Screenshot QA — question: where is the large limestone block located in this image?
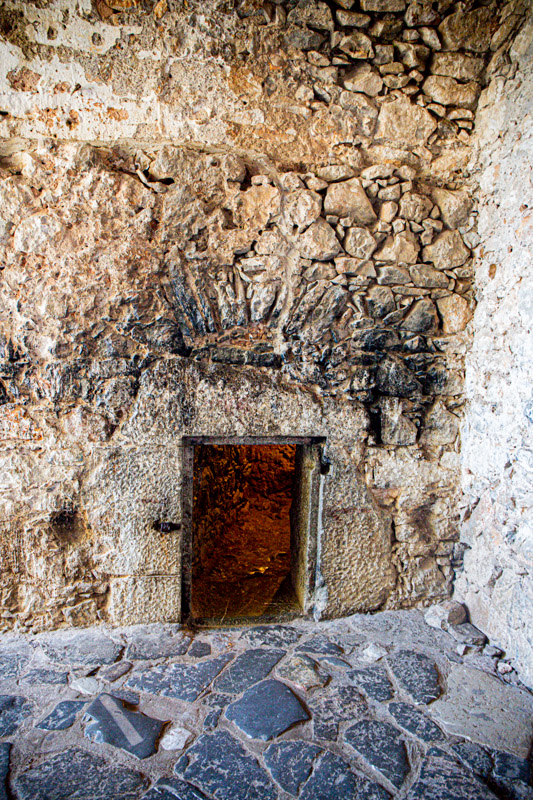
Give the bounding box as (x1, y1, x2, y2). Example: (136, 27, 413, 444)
(438, 7, 493, 53)
(107, 576, 182, 626)
(376, 95, 437, 147)
(431, 188, 472, 229)
(422, 76, 480, 110)
(436, 294, 472, 333)
(324, 178, 376, 223)
(422, 230, 469, 270)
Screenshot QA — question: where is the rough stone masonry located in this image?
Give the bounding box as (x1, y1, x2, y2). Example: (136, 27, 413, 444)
(0, 0, 531, 684)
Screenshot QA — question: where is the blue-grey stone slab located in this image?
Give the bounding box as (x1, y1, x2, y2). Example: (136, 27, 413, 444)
(226, 679, 309, 740)
(127, 654, 234, 701)
(241, 626, 300, 648)
(213, 649, 284, 694)
(310, 686, 367, 741)
(452, 741, 493, 779)
(125, 631, 191, 660)
(388, 702, 446, 742)
(99, 660, 132, 682)
(203, 708, 222, 731)
(110, 688, 140, 705)
(317, 655, 350, 669)
(36, 629, 122, 666)
(188, 642, 212, 659)
(142, 777, 208, 799)
(387, 650, 441, 704)
(296, 636, 344, 655)
(492, 750, 531, 783)
(345, 718, 410, 789)
(21, 668, 69, 685)
(37, 700, 86, 731)
(300, 750, 390, 800)
(0, 742, 10, 800)
(0, 695, 31, 736)
(349, 665, 394, 701)
(178, 730, 277, 800)
(0, 643, 31, 680)
(263, 740, 322, 795)
(13, 747, 148, 800)
(405, 752, 499, 800)
(84, 693, 165, 759)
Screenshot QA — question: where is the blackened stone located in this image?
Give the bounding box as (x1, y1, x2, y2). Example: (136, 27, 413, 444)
(188, 642, 212, 659)
(387, 650, 441, 704)
(388, 702, 446, 742)
(37, 700, 86, 731)
(296, 636, 344, 655)
(203, 708, 222, 731)
(142, 777, 208, 799)
(213, 649, 284, 694)
(310, 686, 367, 741)
(0, 742, 10, 800)
(21, 668, 69, 685)
(497, 780, 533, 800)
(241, 626, 300, 648)
(263, 740, 322, 795)
(178, 731, 277, 800)
(405, 752, 499, 800)
(0, 695, 31, 736)
(84, 693, 165, 759)
(125, 630, 191, 660)
(0, 644, 31, 679)
(452, 741, 493, 779)
(345, 718, 410, 789)
(349, 665, 394, 702)
(13, 747, 148, 800)
(36, 629, 122, 666)
(376, 357, 422, 398)
(127, 654, 234, 701)
(226, 679, 309, 740)
(300, 750, 390, 800)
(492, 751, 531, 783)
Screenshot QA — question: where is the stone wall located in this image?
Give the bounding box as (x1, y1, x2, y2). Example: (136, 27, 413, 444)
(455, 10, 533, 689)
(0, 0, 527, 632)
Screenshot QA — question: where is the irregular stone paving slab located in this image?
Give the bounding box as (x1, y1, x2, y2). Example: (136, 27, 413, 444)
(348, 665, 394, 701)
(241, 626, 300, 648)
(300, 750, 390, 800)
(226, 679, 310, 740)
(452, 741, 493, 779)
(125, 629, 191, 660)
(276, 654, 328, 690)
(84, 693, 165, 759)
(213, 649, 284, 694)
(492, 750, 531, 783)
(263, 740, 322, 795)
(178, 730, 277, 800)
(428, 663, 533, 757)
(127, 654, 234, 701)
(21, 668, 69, 685)
(345, 718, 410, 789)
(309, 685, 367, 740)
(142, 777, 208, 799)
(111, 688, 141, 705)
(296, 636, 344, 655)
(0, 645, 31, 680)
(37, 700, 86, 731)
(0, 696, 31, 736)
(99, 661, 132, 682)
(405, 751, 499, 800)
(188, 642, 212, 658)
(387, 650, 441, 704)
(13, 747, 148, 800)
(317, 655, 351, 669)
(0, 742, 10, 800)
(388, 702, 446, 742)
(36, 629, 122, 666)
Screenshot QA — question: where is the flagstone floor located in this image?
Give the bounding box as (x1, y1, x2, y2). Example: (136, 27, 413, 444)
(0, 610, 532, 800)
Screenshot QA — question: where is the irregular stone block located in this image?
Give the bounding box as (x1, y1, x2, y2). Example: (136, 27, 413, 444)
(376, 95, 436, 146)
(14, 748, 148, 800)
(348, 665, 393, 701)
(226, 679, 310, 740)
(438, 7, 493, 52)
(142, 777, 208, 799)
(300, 750, 390, 800)
(296, 636, 344, 655)
(345, 718, 410, 789)
(298, 219, 342, 261)
(84, 693, 166, 759)
(406, 752, 498, 799)
(240, 628, 298, 650)
(310, 686, 367, 740)
(125, 629, 191, 660)
(0, 696, 31, 736)
(37, 700, 87, 731)
(127, 653, 234, 701)
(276, 654, 327, 690)
(263, 740, 322, 795)
(213, 649, 284, 694)
(422, 230, 469, 271)
(21, 668, 69, 685)
(0, 644, 31, 680)
(431, 187, 472, 229)
(387, 650, 441, 704)
(188, 642, 212, 659)
(36, 629, 122, 666)
(388, 702, 446, 742)
(452, 741, 493, 779)
(178, 731, 277, 800)
(324, 179, 376, 223)
(159, 725, 194, 752)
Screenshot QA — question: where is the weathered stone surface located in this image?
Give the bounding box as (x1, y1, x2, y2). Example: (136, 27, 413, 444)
(348, 665, 393, 701)
(343, 64, 383, 97)
(406, 752, 499, 800)
(367, 286, 396, 319)
(401, 299, 438, 333)
(284, 190, 323, 232)
(226, 679, 309, 740)
(300, 750, 390, 800)
(241, 626, 300, 648)
(263, 740, 322, 795)
(14, 748, 148, 800)
(324, 179, 376, 223)
(84, 693, 165, 759)
(410, 265, 449, 289)
(431, 188, 472, 230)
(127, 654, 234, 701)
(375, 232, 420, 265)
(213, 649, 284, 694)
(21, 668, 69, 685)
(428, 664, 533, 757)
(346, 718, 410, 788)
(159, 725, 194, 752)
(422, 231, 470, 270)
(298, 219, 342, 261)
(436, 294, 472, 333)
(438, 7, 493, 53)
(424, 601, 467, 630)
(376, 95, 437, 146)
(338, 32, 374, 60)
(142, 777, 208, 800)
(36, 630, 122, 666)
(452, 741, 493, 779)
(178, 731, 277, 800)
(297, 636, 344, 655)
(399, 193, 433, 224)
(0, 645, 31, 680)
(37, 701, 86, 731)
(276, 654, 327, 690)
(0, 743, 10, 800)
(423, 77, 480, 110)
(124, 628, 191, 660)
(310, 686, 367, 740)
(344, 227, 377, 259)
(0, 696, 31, 736)
(431, 53, 485, 82)
(388, 702, 446, 742)
(360, 0, 405, 10)
(387, 650, 441, 704)
(188, 642, 212, 659)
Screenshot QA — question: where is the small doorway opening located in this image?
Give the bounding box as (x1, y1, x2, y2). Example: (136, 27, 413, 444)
(181, 437, 324, 625)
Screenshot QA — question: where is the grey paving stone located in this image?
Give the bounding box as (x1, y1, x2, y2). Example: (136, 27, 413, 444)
(388, 702, 446, 742)
(84, 693, 165, 759)
(110, 688, 141, 705)
(317, 655, 351, 669)
(241, 626, 300, 648)
(99, 661, 132, 682)
(37, 700, 87, 730)
(21, 668, 69, 685)
(127, 654, 234, 701)
(142, 777, 208, 799)
(492, 750, 531, 783)
(300, 750, 390, 800)
(405, 752, 499, 800)
(12, 747, 148, 800)
(36, 629, 122, 666)
(263, 740, 322, 795)
(0, 645, 31, 680)
(296, 636, 344, 655)
(226, 679, 310, 740)
(178, 730, 277, 800)
(0, 695, 31, 736)
(387, 650, 441, 704)
(0, 742, 10, 800)
(188, 642, 212, 659)
(125, 630, 191, 660)
(348, 665, 394, 701)
(213, 649, 284, 694)
(452, 741, 493, 779)
(203, 708, 222, 730)
(345, 718, 410, 789)
(309, 685, 367, 741)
